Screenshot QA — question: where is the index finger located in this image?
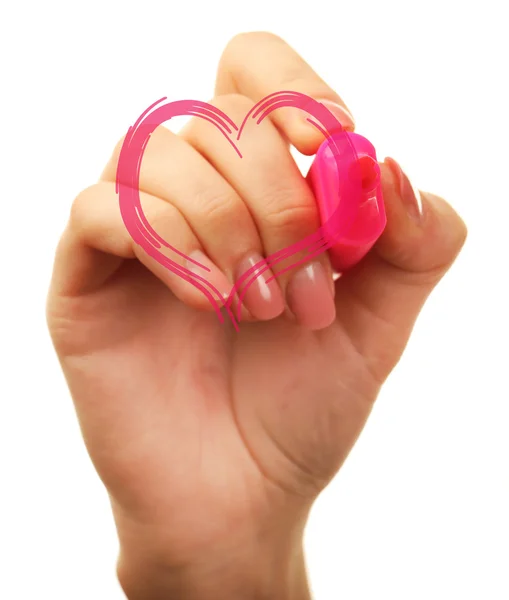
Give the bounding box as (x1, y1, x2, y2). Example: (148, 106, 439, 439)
(215, 31, 355, 154)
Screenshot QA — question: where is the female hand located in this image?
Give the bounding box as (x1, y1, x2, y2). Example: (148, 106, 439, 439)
(46, 32, 467, 600)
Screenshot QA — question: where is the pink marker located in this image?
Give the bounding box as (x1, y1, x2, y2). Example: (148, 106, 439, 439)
(307, 132, 386, 272)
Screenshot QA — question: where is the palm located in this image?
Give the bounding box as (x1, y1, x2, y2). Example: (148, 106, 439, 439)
(53, 258, 383, 551)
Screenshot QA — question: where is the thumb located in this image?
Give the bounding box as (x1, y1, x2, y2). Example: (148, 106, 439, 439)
(334, 157, 468, 383)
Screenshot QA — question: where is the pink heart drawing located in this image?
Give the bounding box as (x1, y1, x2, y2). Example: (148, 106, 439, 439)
(116, 91, 362, 330)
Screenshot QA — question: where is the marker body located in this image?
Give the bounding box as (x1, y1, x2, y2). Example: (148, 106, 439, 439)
(307, 132, 386, 272)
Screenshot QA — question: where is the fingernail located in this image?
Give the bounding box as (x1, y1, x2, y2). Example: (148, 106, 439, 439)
(286, 261, 336, 330)
(235, 253, 285, 320)
(384, 157, 423, 223)
(186, 250, 232, 301)
(315, 99, 355, 132)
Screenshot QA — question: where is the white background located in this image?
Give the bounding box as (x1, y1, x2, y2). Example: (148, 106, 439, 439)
(1, 0, 508, 598)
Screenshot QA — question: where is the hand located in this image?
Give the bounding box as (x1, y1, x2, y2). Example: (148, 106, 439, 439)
(46, 32, 467, 600)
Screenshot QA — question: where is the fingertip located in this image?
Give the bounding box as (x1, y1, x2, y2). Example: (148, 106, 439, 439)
(376, 159, 468, 275)
(420, 191, 468, 261)
(286, 110, 356, 156)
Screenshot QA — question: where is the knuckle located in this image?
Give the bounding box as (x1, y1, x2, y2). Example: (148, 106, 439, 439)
(146, 125, 176, 148)
(262, 188, 317, 235)
(195, 188, 241, 224)
(69, 184, 101, 232)
(278, 72, 312, 91)
(223, 31, 282, 57)
(101, 135, 127, 177)
(223, 32, 248, 57)
(210, 93, 254, 115)
(111, 127, 175, 164)
(111, 135, 127, 162)
(146, 203, 181, 238)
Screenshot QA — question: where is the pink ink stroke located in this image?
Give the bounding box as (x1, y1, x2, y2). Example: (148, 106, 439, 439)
(116, 91, 360, 331)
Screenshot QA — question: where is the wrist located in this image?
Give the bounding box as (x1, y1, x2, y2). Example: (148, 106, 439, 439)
(117, 526, 311, 600)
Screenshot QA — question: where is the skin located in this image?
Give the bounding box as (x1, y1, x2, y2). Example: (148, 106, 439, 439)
(46, 32, 467, 600)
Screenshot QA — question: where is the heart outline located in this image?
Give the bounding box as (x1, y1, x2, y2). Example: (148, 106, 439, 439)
(116, 91, 361, 330)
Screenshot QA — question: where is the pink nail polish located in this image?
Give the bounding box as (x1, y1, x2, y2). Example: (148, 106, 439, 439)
(185, 250, 232, 301)
(315, 99, 355, 132)
(235, 253, 285, 320)
(286, 261, 336, 330)
(384, 157, 423, 222)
